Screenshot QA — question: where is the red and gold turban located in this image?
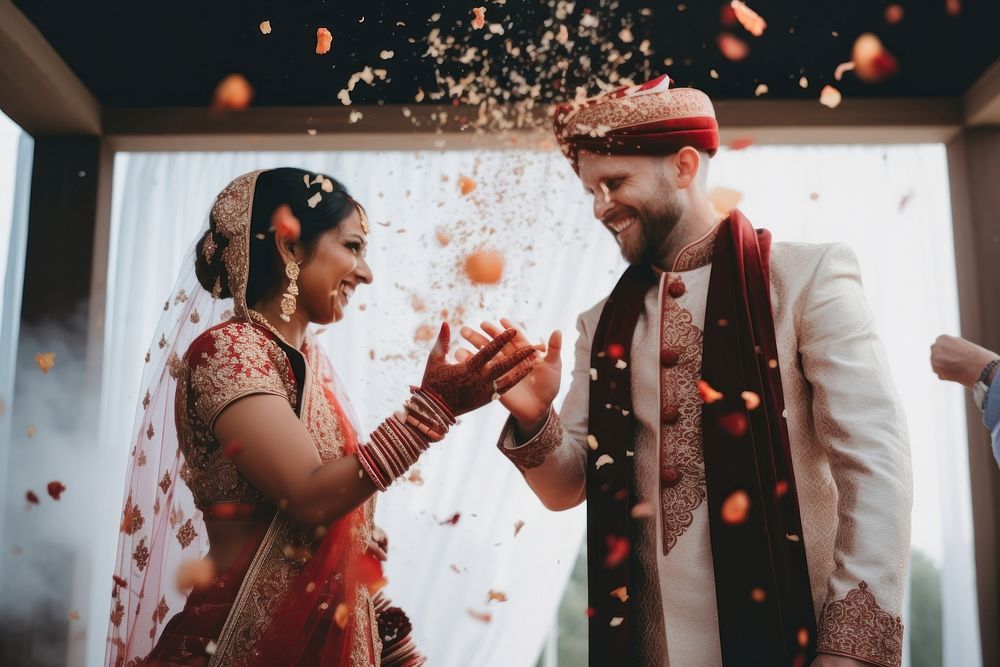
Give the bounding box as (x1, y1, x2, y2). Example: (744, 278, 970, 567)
(553, 74, 719, 172)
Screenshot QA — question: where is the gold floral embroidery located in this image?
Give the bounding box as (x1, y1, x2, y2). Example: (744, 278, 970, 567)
(159, 334, 167, 349)
(146, 423, 155, 440)
(673, 224, 720, 273)
(174, 289, 188, 305)
(817, 581, 903, 667)
(153, 595, 170, 624)
(190, 311, 201, 324)
(659, 281, 706, 554)
(120, 494, 144, 535)
(159, 472, 172, 494)
(169, 503, 184, 530)
(176, 519, 197, 549)
(142, 391, 151, 410)
(211, 170, 262, 319)
(110, 598, 125, 627)
(497, 410, 563, 471)
(132, 537, 150, 571)
(137, 450, 147, 467)
(167, 353, 185, 380)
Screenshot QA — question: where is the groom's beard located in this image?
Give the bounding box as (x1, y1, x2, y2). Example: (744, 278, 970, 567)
(621, 194, 684, 266)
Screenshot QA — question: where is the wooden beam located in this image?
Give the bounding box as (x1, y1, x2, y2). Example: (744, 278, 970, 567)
(0, 0, 100, 135)
(102, 97, 962, 152)
(964, 58, 1000, 127)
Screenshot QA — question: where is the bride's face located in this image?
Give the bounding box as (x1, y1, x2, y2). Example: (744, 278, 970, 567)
(298, 209, 372, 324)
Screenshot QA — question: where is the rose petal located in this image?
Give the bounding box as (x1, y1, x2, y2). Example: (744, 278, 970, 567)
(610, 586, 629, 602)
(514, 520, 525, 537)
(211, 74, 254, 111)
(717, 33, 750, 61)
(259, 20, 272, 35)
(595, 454, 614, 469)
(487, 589, 508, 604)
(721, 490, 751, 524)
(741, 391, 761, 410)
(316, 28, 333, 55)
(697, 379, 724, 404)
(467, 608, 492, 623)
(35, 352, 56, 374)
(819, 85, 842, 109)
(730, 1, 767, 37)
(471, 7, 487, 30)
(47, 481, 66, 501)
(271, 204, 301, 242)
(464, 250, 504, 284)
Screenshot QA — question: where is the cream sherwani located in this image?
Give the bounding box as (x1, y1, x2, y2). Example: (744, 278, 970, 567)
(498, 226, 912, 667)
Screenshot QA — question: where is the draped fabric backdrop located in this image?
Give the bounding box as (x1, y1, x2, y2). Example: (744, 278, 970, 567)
(87, 144, 977, 667)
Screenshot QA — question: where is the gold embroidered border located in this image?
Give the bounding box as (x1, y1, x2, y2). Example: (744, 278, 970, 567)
(816, 581, 903, 667)
(497, 410, 563, 471)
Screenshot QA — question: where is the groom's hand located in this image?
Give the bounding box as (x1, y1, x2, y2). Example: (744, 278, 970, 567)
(458, 318, 562, 440)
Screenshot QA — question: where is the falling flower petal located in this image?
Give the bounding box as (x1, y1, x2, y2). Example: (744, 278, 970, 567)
(595, 454, 614, 469)
(786, 533, 801, 542)
(26, 426, 37, 438)
(604, 534, 629, 568)
(587, 434, 599, 450)
(35, 352, 56, 374)
(775, 480, 789, 498)
(26, 491, 39, 505)
(751, 587, 767, 602)
(458, 175, 477, 195)
(717, 33, 749, 61)
(514, 520, 525, 537)
(414, 324, 435, 343)
(719, 412, 748, 437)
(606, 343, 625, 360)
(487, 590, 508, 604)
(380, 50, 395, 60)
(467, 608, 492, 623)
(68, 610, 80, 621)
(610, 617, 624, 627)
(834, 61, 856, 81)
(307, 192, 322, 209)
(610, 586, 629, 602)
(852, 33, 899, 83)
(631, 501, 654, 518)
(464, 250, 504, 284)
(946, 0, 961, 17)
(316, 28, 333, 55)
(618, 28, 634, 43)
(697, 380, 724, 404)
(730, 1, 767, 37)
(884, 5, 904, 24)
(797, 628, 810, 647)
(449, 563, 461, 573)
(741, 391, 761, 410)
(272, 204, 301, 242)
(259, 20, 271, 35)
(707, 187, 743, 216)
(438, 512, 461, 526)
(176, 557, 216, 592)
(406, 469, 425, 485)
(728, 137, 754, 151)
(222, 440, 243, 459)
(334, 603, 350, 628)
(754, 83, 769, 96)
(799, 76, 809, 89)
(614, 359, 627, 370)
(471, 7, 487, 30)
(211, 74, 254, 111)
(819, 85, 842, 109)
(721, 490, 751, 524)
(47, 481, 66, 501)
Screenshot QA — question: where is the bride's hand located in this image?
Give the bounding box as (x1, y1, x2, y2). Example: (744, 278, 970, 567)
(420, 323, 538, 417)
(459, 318, 561, 437)
(367, 526, 388, 561)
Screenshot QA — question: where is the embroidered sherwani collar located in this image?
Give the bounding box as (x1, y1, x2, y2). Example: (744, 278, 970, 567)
(650, 222, 723, 278)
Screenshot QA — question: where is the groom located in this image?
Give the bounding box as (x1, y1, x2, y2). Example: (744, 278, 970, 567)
(461, 75, 911, 667)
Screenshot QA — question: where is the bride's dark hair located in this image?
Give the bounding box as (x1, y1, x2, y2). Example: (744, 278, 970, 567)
(195, 167, 364, 306)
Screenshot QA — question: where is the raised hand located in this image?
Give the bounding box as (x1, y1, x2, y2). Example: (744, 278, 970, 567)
(420, 322, 538, 417)
(459, 318, 561, 438)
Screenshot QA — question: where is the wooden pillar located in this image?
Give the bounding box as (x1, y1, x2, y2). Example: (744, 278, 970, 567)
(946, 128, 1000, 667)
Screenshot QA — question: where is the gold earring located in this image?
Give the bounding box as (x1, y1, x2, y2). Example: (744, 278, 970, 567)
(280, 261, 300, 322)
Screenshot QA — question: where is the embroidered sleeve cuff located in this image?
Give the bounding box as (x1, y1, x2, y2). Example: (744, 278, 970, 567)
(496, 409, 563, 472)
(816, 581, 903, 667)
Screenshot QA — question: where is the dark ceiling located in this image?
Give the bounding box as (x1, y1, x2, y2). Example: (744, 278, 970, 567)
(13, 0, 1000, 110)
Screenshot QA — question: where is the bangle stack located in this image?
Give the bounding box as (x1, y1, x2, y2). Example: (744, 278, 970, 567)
(357, 387, 457, 491)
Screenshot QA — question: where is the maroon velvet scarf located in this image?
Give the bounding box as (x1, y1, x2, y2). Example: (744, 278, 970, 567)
(587, 212, 816, 666)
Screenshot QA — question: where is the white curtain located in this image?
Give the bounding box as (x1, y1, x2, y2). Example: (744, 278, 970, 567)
(91, 144, 978, 667)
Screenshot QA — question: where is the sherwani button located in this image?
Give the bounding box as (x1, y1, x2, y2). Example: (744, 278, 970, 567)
(668, 279, 686, 298)
(662, 466, 682, 486)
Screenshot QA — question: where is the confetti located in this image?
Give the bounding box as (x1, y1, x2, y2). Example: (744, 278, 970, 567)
(487, 590, 508, 604)
(706, 187, 743, 215)
(631, 501, 654, 518)
(514, 520, 525, 537)
(379, 50, 395, 60)
(259, 20, 271, 35)
(798, 76, 809, 89)
(271, 204, 301, 242)
(26, 491, 39, 505)
(697, 380, 724, 404)
(618, 28, 634, 43)
(614, 359, 627, 370)
(851, 33, 899, 83)
(604, 535, 629, 568)
(819, 85, 842, 109)
(205, 640, 218, 655)
(471, 7, 487, 30)
(468, 608, 493, 623)
(730, 1, 767, 37)
(176, 557, 216, 591)
(464, 250, 504, 284)
(307, 192, 322, 209)
(211, 74, 253, 111)
(349, 110, 364, 124)
(316, 28, 333, 55)
(438, 512, 461, 526)
(754, 83, 769, 96)
(717, 34, 749, 61)
(458, 175, 477, 195)
(740, 391, 761, 410)
(595, 454, 614, 469)
(610, 586, 629, 602)
(834, 61, 856, 81)
(786, 533, 801, 542)
(586, 434, 599, 450)
(35, 352, 55, 373)
(47, 481, 66, 501)
(721, 490, 751, 524)
(610, 617, 624, 627)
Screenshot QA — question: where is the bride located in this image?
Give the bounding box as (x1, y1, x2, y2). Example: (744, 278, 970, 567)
(106, 168, 537, 666)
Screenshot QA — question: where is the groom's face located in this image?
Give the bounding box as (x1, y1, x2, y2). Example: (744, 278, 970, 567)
(577, 150, 683, 265)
